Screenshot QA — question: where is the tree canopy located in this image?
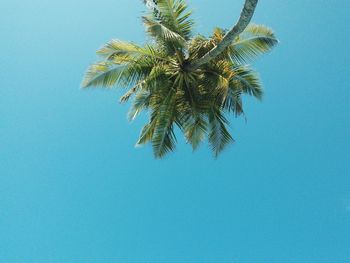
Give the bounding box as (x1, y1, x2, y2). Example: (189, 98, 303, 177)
(82, 0, 278, 158)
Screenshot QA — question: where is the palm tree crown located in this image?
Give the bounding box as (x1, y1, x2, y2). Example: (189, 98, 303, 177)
(82, 0, 278, 158)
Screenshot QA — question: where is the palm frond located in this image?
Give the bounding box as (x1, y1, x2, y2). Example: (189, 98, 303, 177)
(97, 40, 168, 62)
(137, 115, 157, 145)
(223, 87, 244, 116)
(82, 54, 159, 89)
(208, 109, 234, 157)
(142, 16, 186, 48)
(183, 114, 208, 150)
(154, 0, 194, 40)
(231, 66, 263, 99)
(150, 90, 177, 158)
(128, 90, 151, 120)
(81, 62, 127, 88)
(229, 24, 278, 64)
(120, 84, 140, 103)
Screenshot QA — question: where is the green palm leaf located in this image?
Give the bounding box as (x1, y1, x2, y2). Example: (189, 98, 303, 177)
(208, 109, 234, 157)
(183, 113, 208, 150)
(97, 40, 167, 62)
(230, 24, 278, 64)
(231, 65, 263, 99)
(137, 116, 157, 145)
(142, 16, 186, 48)
(81, 62, 127, 88)
(129, 90, 151, 121)
(150, 90, 177, 158)
(154, 0, 194, 40)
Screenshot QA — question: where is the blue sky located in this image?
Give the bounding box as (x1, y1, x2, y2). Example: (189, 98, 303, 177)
(1, 0, 350, 262)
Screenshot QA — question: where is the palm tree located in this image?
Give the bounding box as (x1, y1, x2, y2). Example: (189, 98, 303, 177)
(82, 0, 278, 158)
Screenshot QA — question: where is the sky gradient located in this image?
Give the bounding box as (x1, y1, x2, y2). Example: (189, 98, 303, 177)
(1, 0, 350, 262)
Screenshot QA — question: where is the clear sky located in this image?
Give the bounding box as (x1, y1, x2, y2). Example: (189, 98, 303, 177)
(1, 0, 350, 262)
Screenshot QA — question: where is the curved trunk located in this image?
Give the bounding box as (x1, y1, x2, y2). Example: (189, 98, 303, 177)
(143, 0, 259, 70)
(188, 0, 258, 70)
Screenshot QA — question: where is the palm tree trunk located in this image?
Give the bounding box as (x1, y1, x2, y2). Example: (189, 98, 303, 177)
(187, 0, 258, 70)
